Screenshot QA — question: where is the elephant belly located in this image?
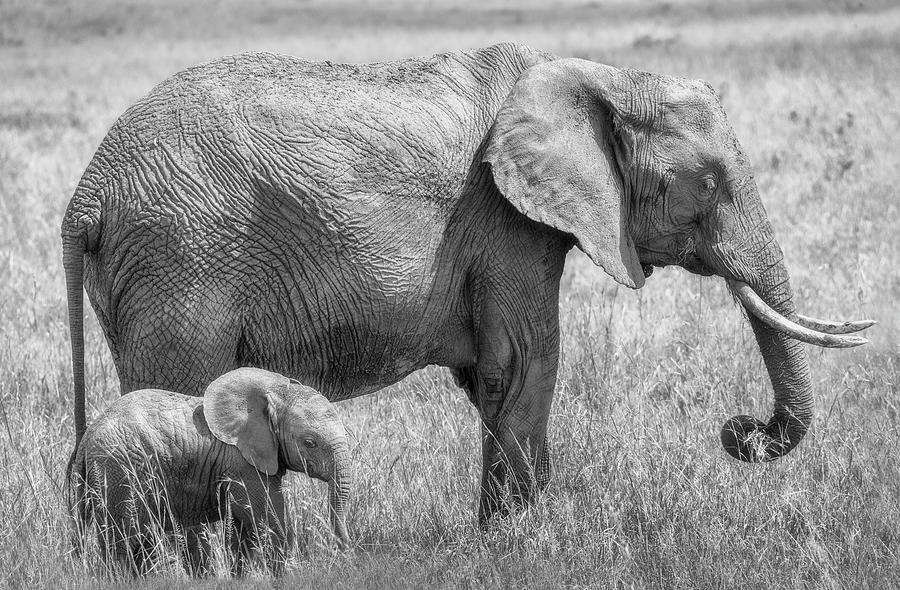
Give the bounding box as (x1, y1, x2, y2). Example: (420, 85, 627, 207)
(233, 189, 479, 399)
(244, 292, 476, 401)
(91, 191, 479, 398)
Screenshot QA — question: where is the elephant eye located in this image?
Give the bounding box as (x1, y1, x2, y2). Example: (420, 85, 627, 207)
(302, 438, 317, 449)
(699, 175, 717, 199)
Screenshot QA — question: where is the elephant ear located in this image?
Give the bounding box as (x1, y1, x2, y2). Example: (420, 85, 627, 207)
(484, 58, 645, 288)
(203, 367, 286, 476)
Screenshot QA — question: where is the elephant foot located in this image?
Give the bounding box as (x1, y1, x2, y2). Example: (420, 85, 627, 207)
(477, 456, 549, 526)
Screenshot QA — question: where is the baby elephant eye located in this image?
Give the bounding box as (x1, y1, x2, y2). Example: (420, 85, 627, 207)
(303, 438, 318, 449)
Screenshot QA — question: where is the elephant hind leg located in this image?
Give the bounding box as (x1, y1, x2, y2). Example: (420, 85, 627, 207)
(93, 518, 143, 576)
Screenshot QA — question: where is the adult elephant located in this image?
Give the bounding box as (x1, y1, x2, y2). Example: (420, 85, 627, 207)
(62, 43, 872, 522)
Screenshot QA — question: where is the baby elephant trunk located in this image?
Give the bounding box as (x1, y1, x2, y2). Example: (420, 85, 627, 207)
(328, 440, 352, 549)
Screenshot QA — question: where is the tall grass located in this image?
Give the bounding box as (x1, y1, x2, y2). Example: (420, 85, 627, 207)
(0, 0, 898, 587)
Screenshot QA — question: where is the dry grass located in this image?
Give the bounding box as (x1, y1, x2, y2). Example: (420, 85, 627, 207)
(0, 0, 898, 587)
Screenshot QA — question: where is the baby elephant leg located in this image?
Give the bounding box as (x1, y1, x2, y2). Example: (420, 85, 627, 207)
(182, 524, 212, 577)
(87, 493, 143, 576)
(221, 477, 290, 576)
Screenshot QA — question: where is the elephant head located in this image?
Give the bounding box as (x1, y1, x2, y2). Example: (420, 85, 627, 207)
(203, 367, 352, 547)
(485, 58, 873, 462)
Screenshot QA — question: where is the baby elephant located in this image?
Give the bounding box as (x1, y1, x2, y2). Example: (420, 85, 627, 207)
(70, 367, 351, 575)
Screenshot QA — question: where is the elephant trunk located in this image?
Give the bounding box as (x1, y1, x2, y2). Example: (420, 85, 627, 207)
(709, 170, 873, 461)
(327, 441, 352, 549)
(720, 235, 814, 462)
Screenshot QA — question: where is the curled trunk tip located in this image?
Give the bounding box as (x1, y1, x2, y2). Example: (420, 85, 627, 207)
(720, 413, 807, 462)
(721, 272, 815, 463)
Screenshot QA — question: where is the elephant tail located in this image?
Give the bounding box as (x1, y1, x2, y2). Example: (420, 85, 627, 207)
(63, 234, 87, 455)
(62, 193, 95, 555)
(66, 436, 89, 556)
(61, 188, 101, 455)
(62, 176, 104, 556)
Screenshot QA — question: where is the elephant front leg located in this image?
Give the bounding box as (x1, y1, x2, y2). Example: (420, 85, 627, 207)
(456, 315, 559, 524)
(481, 379, 556, 523)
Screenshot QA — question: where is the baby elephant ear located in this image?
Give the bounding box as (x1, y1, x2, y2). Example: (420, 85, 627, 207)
(203, 367, 285, 476)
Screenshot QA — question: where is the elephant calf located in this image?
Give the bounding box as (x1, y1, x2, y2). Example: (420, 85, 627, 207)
(69, 367, 351, 575)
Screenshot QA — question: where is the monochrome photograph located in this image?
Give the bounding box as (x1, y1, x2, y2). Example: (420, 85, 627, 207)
(0, 0, 897, 586)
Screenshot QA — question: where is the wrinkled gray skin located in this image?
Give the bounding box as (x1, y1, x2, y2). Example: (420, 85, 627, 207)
(71, 368, 351, 575)
(63, 43, 855, 522)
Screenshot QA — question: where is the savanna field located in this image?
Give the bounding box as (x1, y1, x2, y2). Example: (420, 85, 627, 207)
(1, 0, 899, 587)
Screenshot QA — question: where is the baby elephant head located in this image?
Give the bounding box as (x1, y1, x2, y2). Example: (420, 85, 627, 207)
(202, 367, 352, 548)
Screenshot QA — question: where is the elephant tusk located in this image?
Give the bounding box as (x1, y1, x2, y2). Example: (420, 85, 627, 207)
(795, 314, 876, 335)
(727, 280, 869, 348)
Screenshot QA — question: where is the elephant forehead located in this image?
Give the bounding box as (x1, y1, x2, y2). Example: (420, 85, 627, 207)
(660, 100, 720, 137)
(642, 74, 716, 123)
(292, 395, 339, 424)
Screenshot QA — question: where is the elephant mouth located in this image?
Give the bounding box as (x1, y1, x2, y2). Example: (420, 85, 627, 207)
(636, 238, 715, 277)
(283, 449, 327, 481)
(300, 461, 326, 481)
(636, 251, 715, 277)
(680, 259, 716, 277)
